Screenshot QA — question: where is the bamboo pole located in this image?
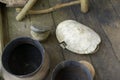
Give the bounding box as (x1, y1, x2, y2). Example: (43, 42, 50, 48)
(80, 0, 89, 13)
(16, 0, 37, 21)
(16, 0, 81, 15)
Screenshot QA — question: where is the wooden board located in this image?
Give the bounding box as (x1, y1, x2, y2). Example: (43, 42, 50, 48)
(70, 0, 120, 80)
(0, 0, 120, 80)
(0, 7, 3, 54)
(110, 0, 120, 16)
(7, 8, 30, 39)
(0, 6, 3, 76)
(0, 5, 10, 53)
(91, 0, 120, 61)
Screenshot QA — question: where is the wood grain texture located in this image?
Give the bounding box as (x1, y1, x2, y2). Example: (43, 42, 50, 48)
(91, 0, 120, 61)
(7, 8, 31, 40)
(0, 6, 3, 76)
(0, 8, 3, 54)
(110, 0, 120, 17)
(1, 0, 120, 80)
(0, 5, 10, 54)
(93, 0, 120, 61)
(71, 0, 120, 80)
(0, 5, 9, 78)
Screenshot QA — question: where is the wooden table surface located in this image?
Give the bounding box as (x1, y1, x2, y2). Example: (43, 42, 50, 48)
(0, 0, 120, 80)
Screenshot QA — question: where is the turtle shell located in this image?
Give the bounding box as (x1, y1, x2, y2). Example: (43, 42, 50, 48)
(56, 20, 101, 54)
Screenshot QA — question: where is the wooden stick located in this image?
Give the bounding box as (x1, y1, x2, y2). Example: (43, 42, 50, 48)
(16, 0, 81, 15)
(16, 0, 37, 21)
(80, 0, 89, 13)
(0, 8, 3, 76)
(0, 8, 4, 54)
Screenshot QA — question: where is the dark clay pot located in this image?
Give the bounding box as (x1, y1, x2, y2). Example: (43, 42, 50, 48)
(52, 61, 93, 80)
(2, 37, 49, 80)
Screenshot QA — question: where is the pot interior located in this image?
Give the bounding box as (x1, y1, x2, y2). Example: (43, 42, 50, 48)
(53, 61, 92, 80)
(2, 39, 43, 76)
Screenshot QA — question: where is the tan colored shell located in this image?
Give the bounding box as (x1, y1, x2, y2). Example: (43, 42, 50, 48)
(0, 0, 28, 7)
(56, 20, 101, 54)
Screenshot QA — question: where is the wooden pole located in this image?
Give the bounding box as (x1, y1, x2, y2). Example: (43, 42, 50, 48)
(16, 0, 37, 21)
(16, 0, 81, 15)
(80, 0, 89, 13)
(0, 6, 3, 76)
(0, 7, 3, 54)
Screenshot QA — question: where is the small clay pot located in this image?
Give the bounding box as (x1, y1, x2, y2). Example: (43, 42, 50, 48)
(31, 26, 51, 41)
(2, 37, 49, 80)
(79, 61, 95, 78)
(52, 60, 95, 80)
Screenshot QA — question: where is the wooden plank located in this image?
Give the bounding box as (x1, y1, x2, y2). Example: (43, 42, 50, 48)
(70, 0, 120, 80)
(0, 5, 3, 76)
(110, 0, 120, 16)
(91, 0, 120, 60)
(94, 0, 120, 60)
(89, 1, 120, 79)
(7, 8, 31, 40)
(0, 5, 10, 80)
(0, 7, 3, 54)
(3, 0, 120, 80)
(1, 7, 10, 47)
(92, 0, 120, 78)
(109, 0, 120, 59)
(29, 0, 64, 80)
(0, 5, 10, 77)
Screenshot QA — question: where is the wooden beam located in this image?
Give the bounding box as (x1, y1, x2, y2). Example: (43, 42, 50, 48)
(0, 6, 3, 77)
(0, 4, 8, 55)
(0, 7, 3, 54)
